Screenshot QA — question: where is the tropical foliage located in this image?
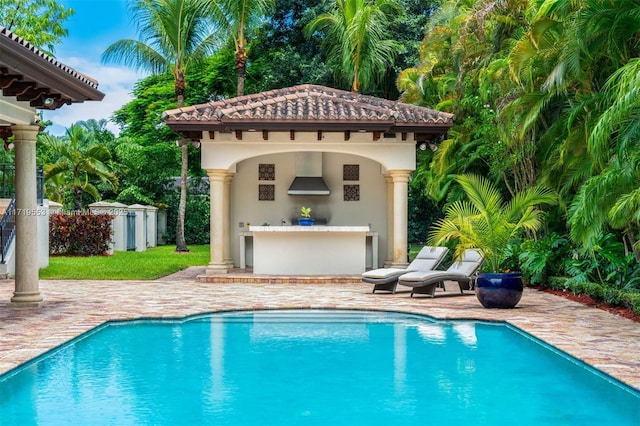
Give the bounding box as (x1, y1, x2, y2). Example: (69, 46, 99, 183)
(206, 0, 275, 96)
(0, 0, 73, 55)
(399, 0, 640, 312)
(305, 0, 403, 93)
(429, 174, 557, 272)
(39, 125, 118, 210)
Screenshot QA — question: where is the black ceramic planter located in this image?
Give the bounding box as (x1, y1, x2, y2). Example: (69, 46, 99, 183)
(475, 272, 523, 308)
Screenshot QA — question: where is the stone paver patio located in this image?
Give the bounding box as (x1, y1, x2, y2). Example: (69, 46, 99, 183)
(1, 272, 639, 392)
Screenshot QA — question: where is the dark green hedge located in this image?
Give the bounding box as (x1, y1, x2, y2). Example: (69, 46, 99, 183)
(543, 277, 640, 315)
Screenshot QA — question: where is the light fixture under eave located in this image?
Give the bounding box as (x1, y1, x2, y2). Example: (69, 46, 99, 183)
(43, 97, 55, 106)
(419, 142, 427, 151)
(4, 141, 14, 151)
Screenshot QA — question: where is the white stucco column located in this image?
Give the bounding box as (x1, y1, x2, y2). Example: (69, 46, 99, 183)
(11, 124, 43, 306)
(384, 173, 394, 267)
(223, 173, 234, 268)
(389, 170, 411, 268)
(207, 169, 230, 274)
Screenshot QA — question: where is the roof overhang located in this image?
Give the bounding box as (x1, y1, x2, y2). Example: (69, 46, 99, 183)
(163, 119, 398, 132)
(0, 26, 104, 112)
(162, 85, 455, 145)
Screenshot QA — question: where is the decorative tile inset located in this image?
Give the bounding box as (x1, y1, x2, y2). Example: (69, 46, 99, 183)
(343, 164, 359, 181)
(344, 184, 360, 201)
(259, 163, 275, 180)
(259, 184, 275, 201)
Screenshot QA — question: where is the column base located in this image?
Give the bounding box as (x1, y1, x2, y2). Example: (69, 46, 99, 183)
(10, 291, 44, 307)
(390, 262, 410, 269)
(206, 263, 230, 275)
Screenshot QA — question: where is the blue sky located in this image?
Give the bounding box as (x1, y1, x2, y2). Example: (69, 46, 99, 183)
(45, 0, 148, 135)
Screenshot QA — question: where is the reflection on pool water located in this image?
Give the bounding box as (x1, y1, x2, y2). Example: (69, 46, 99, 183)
(1, 310, 639, 425)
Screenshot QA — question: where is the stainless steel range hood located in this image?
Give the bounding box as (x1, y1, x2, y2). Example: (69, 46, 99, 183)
(288, 176, 330, 195)
(287, 152, 330, 196)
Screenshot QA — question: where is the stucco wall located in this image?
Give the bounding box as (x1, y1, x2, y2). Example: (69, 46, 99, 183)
(231, 152, 388, 268)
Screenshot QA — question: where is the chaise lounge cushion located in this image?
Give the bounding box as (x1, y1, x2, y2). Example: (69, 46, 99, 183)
(362, 246, 449, 293)
(397, 249, 484, 297)
(362, 268, 408, 279)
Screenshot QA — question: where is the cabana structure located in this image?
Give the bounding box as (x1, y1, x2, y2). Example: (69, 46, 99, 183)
(1, 26, 104, 305)
(163, 85, 454, 275)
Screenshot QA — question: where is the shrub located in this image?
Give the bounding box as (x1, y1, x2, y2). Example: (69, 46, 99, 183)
(542, 276, 640, 316)
(582, 282, 605, 301)
(620, 292, 640, 315)
(50, 213, 114, 255)
(164, 194, 210, 245)
(603, 287, 622, 305)
(519, 233, 570, 285)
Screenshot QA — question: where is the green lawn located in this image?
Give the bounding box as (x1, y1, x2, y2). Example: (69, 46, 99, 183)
(40, 245, 210, 280)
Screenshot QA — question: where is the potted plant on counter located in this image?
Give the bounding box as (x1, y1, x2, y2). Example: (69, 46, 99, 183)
(429, 174, 557, 308)
(298, 206, 314, 226)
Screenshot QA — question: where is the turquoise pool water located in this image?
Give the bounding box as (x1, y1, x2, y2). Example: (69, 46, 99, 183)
(1, 310, 639, 425)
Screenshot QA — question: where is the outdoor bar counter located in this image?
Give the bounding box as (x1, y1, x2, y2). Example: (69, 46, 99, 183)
(248, 225, 374, 275)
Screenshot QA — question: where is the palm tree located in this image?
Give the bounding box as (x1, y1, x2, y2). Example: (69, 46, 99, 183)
(101, 0, 220, 252)
(40, 124, 118, 210)
(207, 0, 274, 96)
(429, 174, 557, 272)
(305, 0, 403, 93)
(515, 0, 640, 255)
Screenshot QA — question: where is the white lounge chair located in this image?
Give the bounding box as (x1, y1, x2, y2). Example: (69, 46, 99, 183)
(361, 246, 449, 294)
(397, 249, 484, 297)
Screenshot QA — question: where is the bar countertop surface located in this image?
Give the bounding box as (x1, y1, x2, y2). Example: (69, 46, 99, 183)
(249, 225, 370, 232)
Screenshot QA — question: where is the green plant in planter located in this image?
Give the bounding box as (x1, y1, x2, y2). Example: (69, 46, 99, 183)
(429, 174, 557, 273)
(300, 206, 312, 218)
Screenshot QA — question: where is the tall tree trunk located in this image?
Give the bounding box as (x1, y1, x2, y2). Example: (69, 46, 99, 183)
(175, 142, 189, 252)
(73, 186, 83, 211)
(235, 45, 247, 96)
(175, 76, 189, 252)
(352, 64, 359, 92)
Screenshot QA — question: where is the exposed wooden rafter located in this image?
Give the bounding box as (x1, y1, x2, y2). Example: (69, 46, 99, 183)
(17, 86, 50, 102)
(2, 81, 37, 96)
(344, 130, 350, 141)
(235, 130, 242, 140)
(0, 73, 23, 89)
(180, 130, 202, 140)
(262, 130, 269, 140)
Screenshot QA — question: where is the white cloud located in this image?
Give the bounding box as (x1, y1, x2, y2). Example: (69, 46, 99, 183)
(44, 56, 148, 136)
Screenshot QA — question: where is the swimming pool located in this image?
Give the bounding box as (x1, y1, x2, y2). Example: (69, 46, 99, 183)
(1, 310, 638, 425)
